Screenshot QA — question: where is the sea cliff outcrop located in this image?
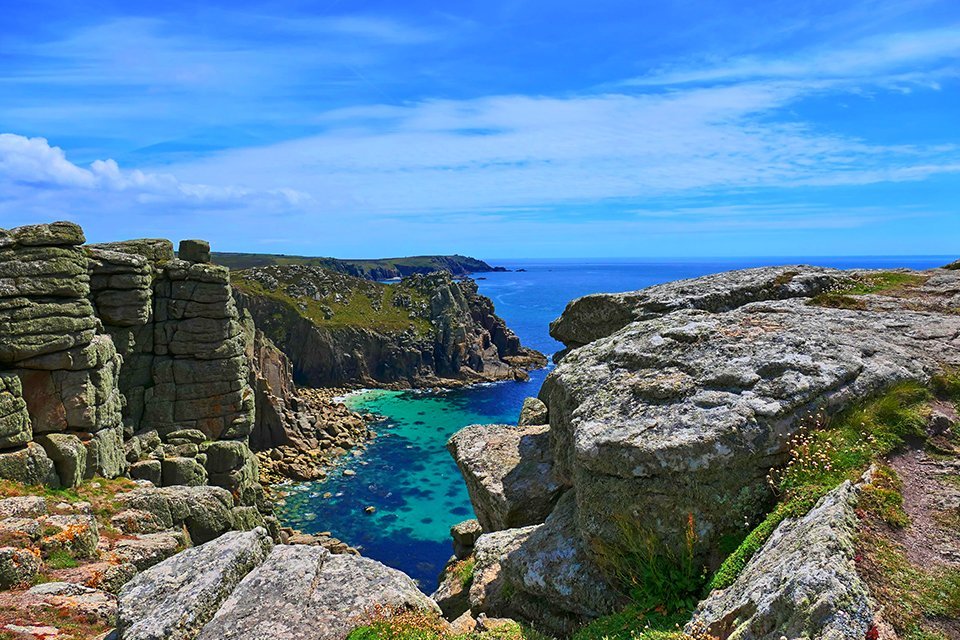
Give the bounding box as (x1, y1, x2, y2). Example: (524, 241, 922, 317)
(450, 264, 960, 632)
(233, 265, 545, 388)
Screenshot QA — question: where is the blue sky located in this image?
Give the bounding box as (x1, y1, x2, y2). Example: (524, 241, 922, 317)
(1, 0, 958, 258)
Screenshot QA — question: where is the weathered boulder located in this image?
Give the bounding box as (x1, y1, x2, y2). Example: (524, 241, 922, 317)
(129, 459, 162, 484)
(469, 526, 537, 616)
(117, 527, 273, 640)
(0, 546, 41, 588)
(41, 513, 100, 559)
(161, 456, 207, 487)
(0, 495, 46, 519)
(0, 442, 58, 486)
(540, 271, 960, 569)
(196, 545, 439, 640)
(116, 485, 236, 544)
(517, 397, 548, 426)
(448, 423, 562, 531)
(687, 481, 873, 640)
(451, 518, 483, 559)
(84, 425, 126, 478)
(179, 240, 211, 264)
(36, 432, 87, 486)
(112, 532, 184, 570)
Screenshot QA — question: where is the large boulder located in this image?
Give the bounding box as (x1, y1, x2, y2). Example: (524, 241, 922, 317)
(687, 481, 873, 640)
(448, 423, 562, 531)
(117, 527, 273, 640)
(196, 545, 439, 640)
(116, 485, 236, 544)
(540, 278, 960, 567)
(517, 397, 548, 426)
(500, 492, 626, 629)
(469, 526, 538, 616)
(0, 442, 58, 486)
(36, 432, 87, 486)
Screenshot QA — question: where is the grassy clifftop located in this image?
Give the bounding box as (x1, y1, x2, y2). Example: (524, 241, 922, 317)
(214, 253, 503, 280)
(232, 265, 434, 336)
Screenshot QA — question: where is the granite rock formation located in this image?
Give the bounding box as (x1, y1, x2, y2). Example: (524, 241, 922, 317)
(118, 527, 439, 640)
(450, 264, 960, 629)
(0, 222, 263, 510)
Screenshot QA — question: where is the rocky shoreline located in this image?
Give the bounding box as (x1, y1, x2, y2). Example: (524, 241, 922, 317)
(3, 220, 958, 640)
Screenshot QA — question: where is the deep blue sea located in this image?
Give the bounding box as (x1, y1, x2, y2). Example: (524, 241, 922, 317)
(275, 256, 951, 589)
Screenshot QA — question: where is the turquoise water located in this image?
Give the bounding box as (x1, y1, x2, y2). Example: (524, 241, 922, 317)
(276, 256, 952, 589)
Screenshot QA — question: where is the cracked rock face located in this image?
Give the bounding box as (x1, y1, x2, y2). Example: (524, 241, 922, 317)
(541, 268, 960, 562)
(687, 481, 873, 640)
(119, 529, 438, 640)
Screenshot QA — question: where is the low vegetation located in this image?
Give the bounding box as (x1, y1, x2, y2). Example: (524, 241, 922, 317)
(809, 270, 928, 308)
(233, 267, 434, 336)
(346, 609, 550, 640)
(214, 252, 495, 278)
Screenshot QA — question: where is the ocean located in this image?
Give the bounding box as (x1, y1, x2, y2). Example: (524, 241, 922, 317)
(275, 256, 952, 589)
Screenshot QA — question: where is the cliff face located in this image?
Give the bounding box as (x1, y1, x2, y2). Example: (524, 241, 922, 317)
(449, 264, 960, 634)
(233, 265, 544, 388)
(0, 224, 262, 511)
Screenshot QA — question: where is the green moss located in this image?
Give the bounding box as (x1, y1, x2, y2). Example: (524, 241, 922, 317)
(346, 610, 551, 640)
(45, 549, 79, 569)
(807, 293, 867, 310)
(457, 557, 476, 589)
(809, 272, 928, 309)
(708, 490, 821, 591)
(572, 606, 690, 640)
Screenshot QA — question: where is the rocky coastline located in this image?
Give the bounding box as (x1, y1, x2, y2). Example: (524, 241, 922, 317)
(2, 221, 958, 640)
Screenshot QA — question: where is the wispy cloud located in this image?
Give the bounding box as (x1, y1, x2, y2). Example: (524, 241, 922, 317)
(160, 82, 960, 217)
(623, 27, 960, 88)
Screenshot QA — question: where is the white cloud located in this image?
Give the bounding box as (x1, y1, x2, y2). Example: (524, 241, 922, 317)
(0, 133, 309, 212)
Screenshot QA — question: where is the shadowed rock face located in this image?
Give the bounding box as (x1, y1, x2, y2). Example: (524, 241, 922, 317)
(451, 264, 960, 628)
(234, 266, 545, 388)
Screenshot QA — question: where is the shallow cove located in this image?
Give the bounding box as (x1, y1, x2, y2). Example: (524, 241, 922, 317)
(275, 256, 951, 590)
